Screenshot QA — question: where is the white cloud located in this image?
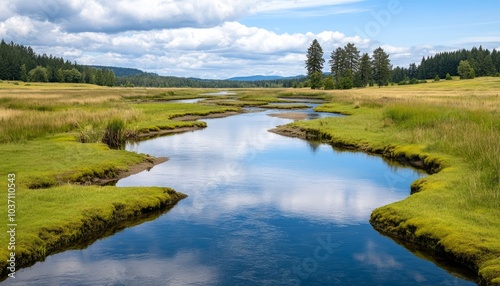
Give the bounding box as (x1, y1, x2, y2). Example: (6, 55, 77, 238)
(2, 0, 478, 78)
(1, 14, 383, 78)
(10, 0, 254, 32)
(254, 0, 364, 13)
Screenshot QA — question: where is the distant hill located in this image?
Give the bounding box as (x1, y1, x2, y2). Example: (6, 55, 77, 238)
(88, 65, 145, 77)
(227, 75, 305, 81)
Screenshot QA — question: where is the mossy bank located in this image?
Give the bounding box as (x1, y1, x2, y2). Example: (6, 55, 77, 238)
(272, 77, 500, 285)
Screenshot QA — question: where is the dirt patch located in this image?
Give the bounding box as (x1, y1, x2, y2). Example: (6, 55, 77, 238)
(138, 126, 205, 139)
(268, 112, 308, 121)
(173, 111, 242, 121)
(95, 156, 168, 185)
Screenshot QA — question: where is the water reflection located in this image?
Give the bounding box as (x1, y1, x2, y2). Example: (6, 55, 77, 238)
(168, 98, 206, 104)
(8, 108, 475, 285)
(8, 251, 218, 286)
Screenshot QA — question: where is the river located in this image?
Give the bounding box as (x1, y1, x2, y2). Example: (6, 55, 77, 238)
(7, 105, 475, 285)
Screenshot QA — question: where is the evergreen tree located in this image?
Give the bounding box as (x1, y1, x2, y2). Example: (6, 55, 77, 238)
(309, 71, 323, 89)
(305, 39, 325, 78)
(358, 53, 372, 87)
(329, 46, 345, 84)
(372, 47, 391, 87)
(344, 43, 360, 73)
(329, 43, 360, 89)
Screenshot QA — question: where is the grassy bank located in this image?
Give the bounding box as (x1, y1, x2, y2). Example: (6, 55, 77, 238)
(0, 83, 241, 276)
(272, 77, 500, 285)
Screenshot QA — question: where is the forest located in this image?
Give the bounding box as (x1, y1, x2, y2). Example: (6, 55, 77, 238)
(0, 40, 116, 86)
(392, 46, 500, 83)
(1, 39, 500, 88)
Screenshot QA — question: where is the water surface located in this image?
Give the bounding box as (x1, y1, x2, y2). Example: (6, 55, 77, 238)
(7, 109, 474, 285)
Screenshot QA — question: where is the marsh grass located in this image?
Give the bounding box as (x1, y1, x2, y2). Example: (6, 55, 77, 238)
(102, 118, 126, 148)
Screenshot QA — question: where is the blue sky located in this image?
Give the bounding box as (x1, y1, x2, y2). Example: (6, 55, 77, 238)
(0, 0, 499, 79)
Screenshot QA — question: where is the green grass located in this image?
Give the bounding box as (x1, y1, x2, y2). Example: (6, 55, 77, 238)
(2, 81, 500, 283)
(0, 184, 185, 275)
(274, 77, 500, 285)
(0, 83, 243, 276)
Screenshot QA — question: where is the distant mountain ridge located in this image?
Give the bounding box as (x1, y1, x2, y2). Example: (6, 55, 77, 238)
(227, 75, 305, 81)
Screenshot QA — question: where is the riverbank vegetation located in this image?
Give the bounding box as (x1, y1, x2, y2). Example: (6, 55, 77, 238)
(1, 79, 499, 284)
(272, 77, 500, 285)
(0, 83, 241, 275)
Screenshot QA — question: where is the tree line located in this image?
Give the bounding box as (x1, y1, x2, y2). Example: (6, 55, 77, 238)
(0, 39, 303, 88)
(305, 39, 391, 89)
(305, 40, 500, 89)
(0, 40, 116, 86)
(392, 46, 500, 83)
(115, 73, 304, 88)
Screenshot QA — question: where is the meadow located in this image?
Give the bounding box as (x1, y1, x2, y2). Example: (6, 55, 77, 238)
(0, 82, 241, 276)
(0, 79, 499, 284)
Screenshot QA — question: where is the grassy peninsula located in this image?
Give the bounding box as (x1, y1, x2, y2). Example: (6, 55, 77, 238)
(272, 77, 500, 285)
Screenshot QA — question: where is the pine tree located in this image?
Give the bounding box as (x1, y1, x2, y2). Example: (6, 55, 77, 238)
(344, 43, 360, 73)
(372, 47, 391, 87)
(309, 71, 323, 89)
(329, 47, 345, 84)
(305, 39, 325, 78)
(358, 53, 372, 87)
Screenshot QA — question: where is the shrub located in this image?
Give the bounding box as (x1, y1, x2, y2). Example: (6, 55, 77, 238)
(324, 75, 335, 90)
(434, 75, 440, 82)
(445, 73, 453, 80)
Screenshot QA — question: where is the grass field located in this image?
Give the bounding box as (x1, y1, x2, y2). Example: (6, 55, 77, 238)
(273, 77, 500, 285)
(0, 82, 240, 276)
(0, 79, 499, 284)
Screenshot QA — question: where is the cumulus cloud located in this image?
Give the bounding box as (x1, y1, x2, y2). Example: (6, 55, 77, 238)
(7, 0, 366, 33)
(10, 0, 254, 32)
(1, 12, 382, 78)
(0, 0, 460, 78)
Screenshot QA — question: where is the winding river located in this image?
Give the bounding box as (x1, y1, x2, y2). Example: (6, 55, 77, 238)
(7, 105, 475, 285)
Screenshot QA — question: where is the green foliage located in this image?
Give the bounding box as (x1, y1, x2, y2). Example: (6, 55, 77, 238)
(358, 53, 372, 87)
(0, 40, 115, 86)
(20, 64, 27, 82)
(323, 75, 335, 90)
(458, 60, 475, 79)
(337, 70, 354, 89)
(372, 47, 391, 87)
(434, 75, 440, 82)
(28, 66, 49, 82)
(446, 73, 453, 80)
(309, 71, 324, 89)
(305, 39, 325, 77)
(61, 68, 82, 83)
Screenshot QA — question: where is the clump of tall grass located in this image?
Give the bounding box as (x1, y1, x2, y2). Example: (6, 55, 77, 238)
(78, 124, 104, 143)
(102, 119, 126, 148)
